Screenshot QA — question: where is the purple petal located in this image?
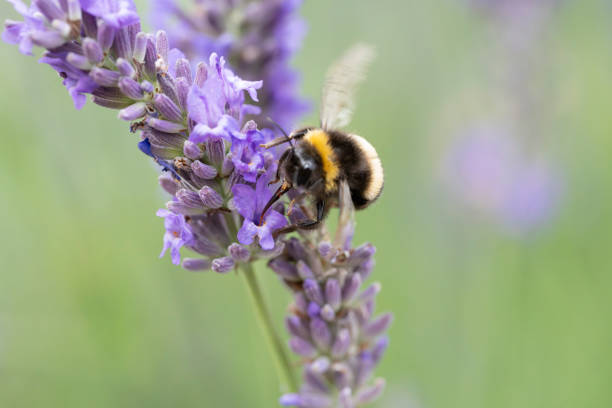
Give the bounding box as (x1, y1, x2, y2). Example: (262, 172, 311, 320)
(237, 219, 258, 246)
(231, 184, 256, 220)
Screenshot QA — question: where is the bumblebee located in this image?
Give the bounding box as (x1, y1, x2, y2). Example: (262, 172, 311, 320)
(260, 44, 384, 232)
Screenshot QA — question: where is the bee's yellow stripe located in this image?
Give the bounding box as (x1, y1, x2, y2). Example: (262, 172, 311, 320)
(304, 129, 339, 191)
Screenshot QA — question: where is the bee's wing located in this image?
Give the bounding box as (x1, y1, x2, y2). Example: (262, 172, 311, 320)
(320, 43, 375, 130)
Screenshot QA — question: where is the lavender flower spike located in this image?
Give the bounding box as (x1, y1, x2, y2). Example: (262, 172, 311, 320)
(274, 182, 391, 407)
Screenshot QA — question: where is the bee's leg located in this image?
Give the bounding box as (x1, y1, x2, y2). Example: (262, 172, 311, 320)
(287, 191, 309, 217)
(260, 129, 309, 149)
(274, 199, 326, 238)
(269, 149, 291, 186)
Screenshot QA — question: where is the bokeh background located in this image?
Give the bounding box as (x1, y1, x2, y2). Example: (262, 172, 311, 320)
(1, 0, 611, 407)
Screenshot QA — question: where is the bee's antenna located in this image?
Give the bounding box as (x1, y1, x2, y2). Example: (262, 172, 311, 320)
(267, 117, 294, 148)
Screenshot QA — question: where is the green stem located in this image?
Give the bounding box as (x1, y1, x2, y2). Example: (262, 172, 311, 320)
(240, 262, 299, 393)
(222, 211, 298, 392)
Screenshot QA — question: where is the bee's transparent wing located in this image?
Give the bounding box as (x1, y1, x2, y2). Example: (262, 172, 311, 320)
(320, 43, 375, 130)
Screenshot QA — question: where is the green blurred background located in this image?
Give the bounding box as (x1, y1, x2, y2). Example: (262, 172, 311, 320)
(1, 0, 611, 407)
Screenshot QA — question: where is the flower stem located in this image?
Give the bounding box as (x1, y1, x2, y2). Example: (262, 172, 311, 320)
(240, 262, 299, 393)
(221, 210, 297, 392)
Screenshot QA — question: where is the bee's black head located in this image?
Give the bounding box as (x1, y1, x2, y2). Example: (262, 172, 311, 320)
(282, 143, 324, 191)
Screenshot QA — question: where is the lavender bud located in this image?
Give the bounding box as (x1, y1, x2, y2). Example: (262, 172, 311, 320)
(51, 19, 71, 38)
(372, 336, 389, 364)
(294, 293, 308, 314)
(175, 77, 190, 110)
(176, 189, 203, 208)
(175, 58, 192, 84)
(157, 73, 179, 104)
(307, 302, 320, 318)
(140, 80, 154, 94)
(363, 313, 393, 338)
(303, 279, 324, 305)
(228, 243, 250, 262)
(146, 117, 185, 133)
(304, 367, 329, 394)
(206, 137, 224, 166)
(296, 260, 314, 280)
(118, 77, 143, 100)
(155, 30, 169, 63)
(349, 243, 376, 265)
(166, 201, 205, 216)
(191, 160, 217, 179)
(311, 357, 331, 373)
(318, 241, 333, 258)
(182, 141, 202, 160)
(116, 58, 135, 78)
(159, 175, 179, 196)
(133, 32, 148, 63)
(194, 62, 207, 87)
(30, 30, 64, 49)
(118, 102, 146, 121)
(358, 282, 381, 304)
(285, 316, 309, 340)
(285, 238, 309, 262)
(192, 238, 223, 258)
(67, 0, 81, 21)
(91, 67, 120, 87)
(182, 258, 211, 272)
(34, 0, 64, 21)
(82, 38, 103, 64)
(354, 379, 386, 406)
(325, 278, 341, 310)
(320, 304, 335, 322)
(355, 353, 375, 387)
(355, 257, 375, 280)
(342, 273, 362, 303)
(309, 318, 331, 350)
(97, 21, 115, 52)
(66, 52, 91, 70)
(211, 256, 234, 274)
(268, 258, 300, 281)
(144, 38, 157, 78)
(289, 337, 316, 358)
(198, 186, 223, 209)
(113, 27, 132, 59)
(221, 156, 234, 177)
(331, 329, 351, 358)
(154, 93, 183, 122)
(81, 12, 97, 37)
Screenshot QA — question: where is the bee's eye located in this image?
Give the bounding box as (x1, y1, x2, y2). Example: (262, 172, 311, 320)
(296, 167, 312, 186)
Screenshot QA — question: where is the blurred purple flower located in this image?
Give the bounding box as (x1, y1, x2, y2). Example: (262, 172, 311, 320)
(441, 127, 563, 234)
(80, 0, 139, 28)
(150, 0, 309, 130)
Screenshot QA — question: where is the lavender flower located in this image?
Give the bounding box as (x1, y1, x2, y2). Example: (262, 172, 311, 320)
(233, 169, 288, 250)
(271, 183, 392, 407)
(440, 127, 562, 235)
(151, 0, 309, 130)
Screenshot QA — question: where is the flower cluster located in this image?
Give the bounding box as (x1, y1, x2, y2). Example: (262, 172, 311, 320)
(271, 184, 391, 408)
(3, 0, 293, 270)
(151, 0, 309, 130)
(3, 1, 391, 406)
